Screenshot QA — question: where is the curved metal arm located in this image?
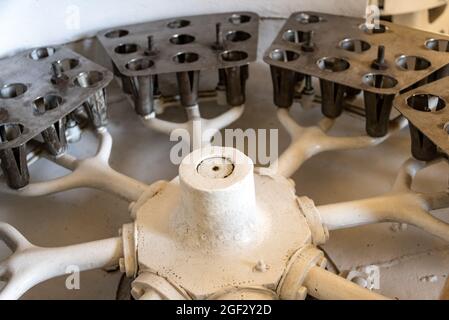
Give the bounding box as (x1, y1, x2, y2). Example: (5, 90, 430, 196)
(0, 222, 123, 300)
(272, 108, 408, 177)
(317, 158, 449, 242)
(0, 128, 150, 202)
(141, 104, 244, 149)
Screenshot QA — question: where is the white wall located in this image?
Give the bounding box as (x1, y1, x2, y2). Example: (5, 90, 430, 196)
(0, 0, 366, 57)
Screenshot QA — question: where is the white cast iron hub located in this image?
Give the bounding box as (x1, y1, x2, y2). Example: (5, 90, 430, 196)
(133, 147, 312, 298)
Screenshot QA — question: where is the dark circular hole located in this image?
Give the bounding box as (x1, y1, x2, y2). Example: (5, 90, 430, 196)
(363, 73, 398, 89)
(359, 23, 388, 34)
(114, 43, 139, 54)
(226, 31, 251, 42)
(0, 123, 24, 143)
(269, 49, 299, 62)
(317, 57, 350, 72)
(33, 94, 63, 115)
(173, 52, 199, 64)
(105, 29, 129, 38)
(30, 47, 56, 60)
(339, 39, 371, 53)
(169, 34, 195, 45)
(51, 74, 69, 85)
(0, 83, 28, 99)
(167, 19, 190, 29)
(126, 58, 154, 70)
(229, 14, 251, 24)
(296, 13, 322, 24)
(396, 55, 431, 71)
(52, 58, 80, 72)
(282, 30, 311, 43)
(221, 50, 248, 62)
(407, 94, 446, 112)
(212, 166, 219, 171)
(425, 39, 449, 52)
(74, 71, 104, 88)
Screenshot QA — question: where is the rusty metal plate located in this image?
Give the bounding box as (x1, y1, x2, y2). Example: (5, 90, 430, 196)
(263, 11, 449, 95)
(0, 46, 113, 150)
(96, 12, 259, 77)
(393, 77, 449, 154)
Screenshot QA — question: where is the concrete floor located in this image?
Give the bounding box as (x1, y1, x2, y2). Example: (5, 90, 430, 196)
(1, 19, 449, 300)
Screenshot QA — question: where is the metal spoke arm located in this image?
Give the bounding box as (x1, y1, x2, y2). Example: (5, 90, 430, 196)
(303, 266, 390, 300)
(272, 108, 408, 177)
(0, 128, 150, 202)
(279, 246, 390, 300)
(316, 158, 449, 242)
(0, 222, 123, 300)
(141, 104, 245, 148)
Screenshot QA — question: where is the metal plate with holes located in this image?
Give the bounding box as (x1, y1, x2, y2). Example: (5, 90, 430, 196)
(97, 12, 259, 77)
(263, 12, 449, 95)
(0, 46, 113, 150)
(393, 77, 449, 154)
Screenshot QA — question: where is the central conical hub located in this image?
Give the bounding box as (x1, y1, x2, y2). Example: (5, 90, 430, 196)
(178, 146, 258, 247)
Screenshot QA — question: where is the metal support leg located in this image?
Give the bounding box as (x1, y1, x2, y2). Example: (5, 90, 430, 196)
(319, 79, 346, 118)
(270, 66, 297, 108)
(363, 91, 395, 137)
(0, 124, 29, 189)
(176, 70, 200, 107)
(130, 75, 154, 116)
(83, 89, 108, 128)
(222, 65, 249, 106)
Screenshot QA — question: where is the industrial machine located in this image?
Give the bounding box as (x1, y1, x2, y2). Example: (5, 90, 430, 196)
(1, 9, 449, 300)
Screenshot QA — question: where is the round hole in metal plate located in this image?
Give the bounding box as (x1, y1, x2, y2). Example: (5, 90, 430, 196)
(170, 34, 195, 45)
(114, 43, 139, 54)
(52, 58, 80, 72)
(33, 94, 63, 115)
(30, 47, 56, 60)
(226, 31, 251, 42)
(269, 49, 299, 62)
(0, 123, 25, 144)
(126, 58, 154, 70)
(317, 57, 350, 72)
(359, 23, 388, 34)
(425, 39, 449, 52)
(339, 38, 371, 53)
(74, 71, 104, 88)
(0, 83, 27, 99)
(173, 52, 199, 64)
(296, 12, 323, 24)
(407, 93, 446, 112)
(51, 74, 69, 85)
(221, 50, 248, 62)
(229, 14, 251, 24)
(363, 73, 398, 89)
(396, 55, 431, 71)
(282, 30, 310, 43)
(167, 19, 190, 29)
(105, 29, 129, 38)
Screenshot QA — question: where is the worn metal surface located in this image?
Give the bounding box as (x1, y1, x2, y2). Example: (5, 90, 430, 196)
(134, 147, 312, 298)
(263, 11, 449, 95)
(97, 12, 259, 77)
(393, 77, 449, 159)
(0, 46, 113, 150)
(1, 18, 449, 300)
